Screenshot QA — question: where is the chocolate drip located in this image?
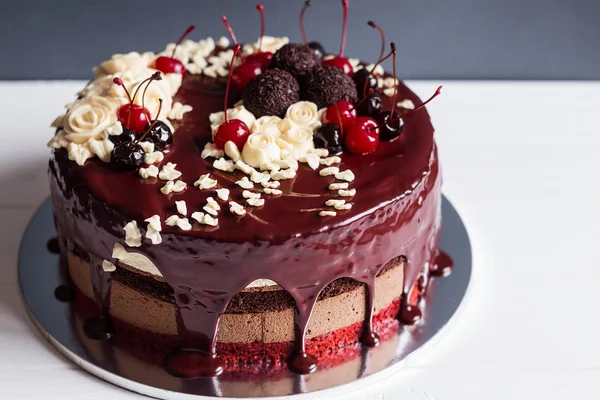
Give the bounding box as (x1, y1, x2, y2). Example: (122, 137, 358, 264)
(54, 284, 75, 302)
(83, 255, 113, 340)
(430, 250, 453, 277)
(48, 56, 443, 376)
(47, 237, 60, 253)
(360, 278, 380, 348)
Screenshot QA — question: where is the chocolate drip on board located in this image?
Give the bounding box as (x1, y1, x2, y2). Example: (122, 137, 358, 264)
(48, 53, 449, 377)
(83, 254, 113, 340)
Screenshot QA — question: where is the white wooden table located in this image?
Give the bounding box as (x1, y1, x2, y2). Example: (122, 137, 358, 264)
(1, 81, 599, 399)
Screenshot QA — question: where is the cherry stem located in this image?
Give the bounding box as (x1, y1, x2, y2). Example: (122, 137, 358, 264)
(113, 77, 133, 105)
(171, 25, 195, 59)
(299, 1, 311, 45)
(355, 88, 374, 107)
(224, 44, 242, 124)
(142, 72, 162, 122)
(371, 86, 442, 131)
(389, 43, 398, 118)
(334, 103, 343, 133)
(369, 44, 394, 74)
(368, 21, 385, 67)
(134, 99, 163, 145)
(339, 0, 349, 57)
(256, 4, 265, 52)
(221, 15, 238, 46)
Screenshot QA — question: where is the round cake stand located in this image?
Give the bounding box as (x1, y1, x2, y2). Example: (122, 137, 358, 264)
(19, 195, 473, 399)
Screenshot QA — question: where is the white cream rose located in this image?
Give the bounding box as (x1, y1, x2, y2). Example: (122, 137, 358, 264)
(285, 101, 321, 130)
(242, 132, 282, 168)
(98, 52, 152, 77)
(281, 125, 315, 159)
(62, 96, 118, 144)
(252, 116, 282, 136)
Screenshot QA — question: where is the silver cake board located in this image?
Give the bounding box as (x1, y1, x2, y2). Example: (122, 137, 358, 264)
(18, 194, 473, 399)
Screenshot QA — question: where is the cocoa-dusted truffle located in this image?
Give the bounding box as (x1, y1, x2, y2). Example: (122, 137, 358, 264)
(302, 66, 358, 109)
(242, 69, 300, 118)
(269, 43, 321, 79)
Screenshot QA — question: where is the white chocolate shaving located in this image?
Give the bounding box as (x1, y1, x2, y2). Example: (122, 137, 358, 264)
(235, 160, 255, 174)
(319, 167, 340, 177)
(216, 188, 230, 201)
(250, 170, 271, 184)
(335, 170, 355, 182)
(123, 221, 142, 247)
(144, 215, 162, 245)
(139, 141, 154, 154)
(242, 190, 261, 199)
(329, 182, 349, 190)
(145, 151, 164, 165)
(229, 201, 246, 216)
(175, 200, 187, 216)
(263, 188, 282, 195)
(319, 210, 337, 217)
(271, 169, 296, 181)
(213, 157, 235, 172)
(246, 198, 265, 207)
(158, 162, 181, 180)
(236, 176, 254, 189)
(102, 260, 116, 272)
(201, 142, 225, 159)
(339, 188, 357, 197)
(320, 156, 342, 166)
(261, 180, 280, 189)
(139, 165, 159, 179)
(194, 174, 217, 189)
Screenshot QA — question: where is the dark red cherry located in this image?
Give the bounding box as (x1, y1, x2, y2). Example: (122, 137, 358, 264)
(377, 110, 404, 141)
(322, 56, 353, 76)
(109, 128, 137, 145)
(154, 56, 186, 75)
(308, 42, 325, 58)
(344, 117, 379, 154)
(142, 120, 173, 150)
(323, 101, 356, 133)
(313, 123, 342, 155)
(117, 104, 151, 133)
(214, 119, 250, 150)
(356, 94, 382, 118)
(232, 62, 262, 93)
(245, 52, 272, 69)
(111, 142, 145, 170)
(353, 68, 377, 96)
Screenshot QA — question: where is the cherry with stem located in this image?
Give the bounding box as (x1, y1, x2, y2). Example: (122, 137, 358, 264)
(322, 0, 353, 76)
(113, 77, 151, 133)
(154, 25, 195, 75)
(245, 4, 273, 68)
(213, 44, 251, 150)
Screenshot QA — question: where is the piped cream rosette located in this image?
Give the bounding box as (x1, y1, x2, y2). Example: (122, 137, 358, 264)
(241, 132, 282, 168)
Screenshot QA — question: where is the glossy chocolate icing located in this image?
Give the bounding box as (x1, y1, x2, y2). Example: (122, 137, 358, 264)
(49, 60, 443, 376)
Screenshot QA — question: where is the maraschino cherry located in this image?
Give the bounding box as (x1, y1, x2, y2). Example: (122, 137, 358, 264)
(323, 101, 356, 133)
(299, 1, 326, 58)
(244, 4, 273, 69)
(214, 44, 251, 150)
(113, 73, 161, 133)
(154, 25, 195, 75)
(344, 116, 379, 154)
(322, 0, 353, 76)
(221, 15, 262, 93)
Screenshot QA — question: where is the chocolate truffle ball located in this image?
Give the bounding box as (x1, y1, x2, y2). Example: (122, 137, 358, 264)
(242, 69, 300, 118)
(269, 43, 321, 79)
(302, 66, 358, 109)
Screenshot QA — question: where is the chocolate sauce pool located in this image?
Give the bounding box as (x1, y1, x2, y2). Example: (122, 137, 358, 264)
(49, 59, 447, 377)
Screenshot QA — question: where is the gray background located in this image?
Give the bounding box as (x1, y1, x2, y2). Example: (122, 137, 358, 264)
(0, 0, 598, 80)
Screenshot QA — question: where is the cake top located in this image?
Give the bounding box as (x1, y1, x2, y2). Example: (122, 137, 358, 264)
(48, 1, 440, 243)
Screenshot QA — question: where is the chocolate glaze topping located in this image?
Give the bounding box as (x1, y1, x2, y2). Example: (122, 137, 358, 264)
(49, 53, 445, 376)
